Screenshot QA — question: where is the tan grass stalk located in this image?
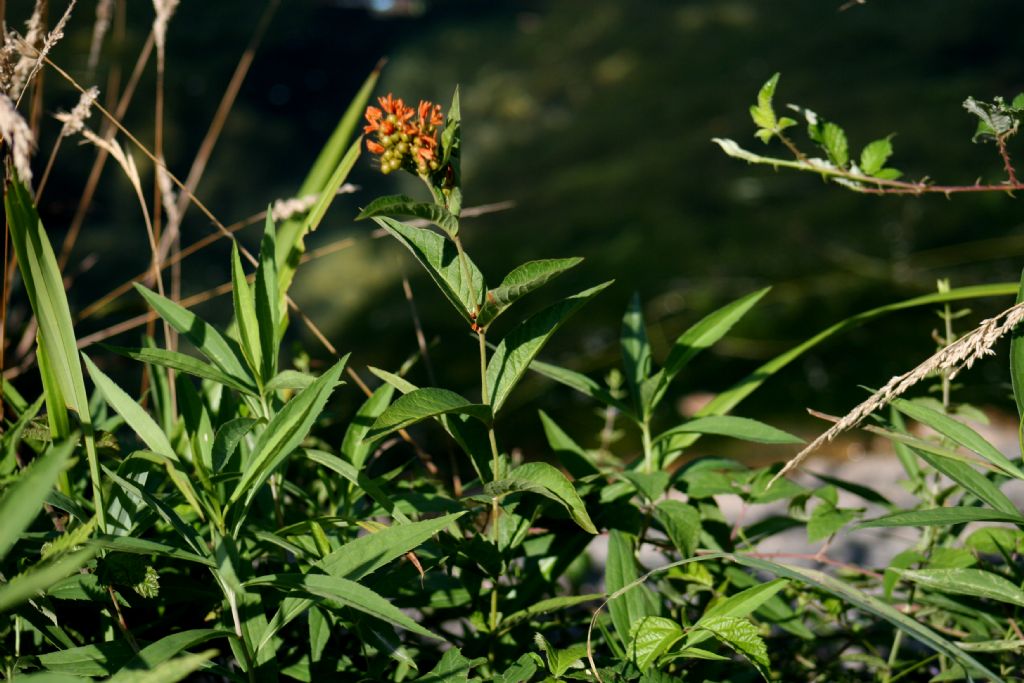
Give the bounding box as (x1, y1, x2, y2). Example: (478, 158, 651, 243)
(771, 299, 1024, 485)
(87, 0, 112, 70)
(36, 84, 98, 196)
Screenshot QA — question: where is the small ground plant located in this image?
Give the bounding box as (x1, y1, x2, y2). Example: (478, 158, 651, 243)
(2, 5, 1024, 682)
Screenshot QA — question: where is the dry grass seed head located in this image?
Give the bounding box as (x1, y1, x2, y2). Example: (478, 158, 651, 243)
(55, 85, 99, 137)
(0, 92, 36, 182)
(13, 0, 78, 100)
(88, 0, 113, 70)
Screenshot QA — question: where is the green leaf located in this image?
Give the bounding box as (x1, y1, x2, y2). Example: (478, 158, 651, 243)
(107, 650, 217, 683)
(807, 503, 859, 541)
(893, 398, 1024, 480)
(856, 507, 1024, 528)
(654, 500, 700, 558)
(820, 121, 849, 167)
(102, 345, 256, 395)
(0, 548, 96, 613)
(527, 358, 631, 415)
(650, 287, 769, 410)
(629, 616, 683, 671)
(606, 531, 660, 649)
(476, 257, 583, 329)
(695, 616, 770, 681)
(859, 137, 893, 175)
(38, 641, 137, 677)
(357, 195, 459, 237)
(1010, 268, 1024, 421)
(83, 355, 175, 459)
(897, 568, 1024, 608)
(418, 648, 481, 683)
(88, 535, 216, 567)
(0, 438, 75, 561)
(306, 448, 410, 523)
(341, 383, 395, 470)
(230, 243, 262, 382)
(245, 573, 442, 640)
(373, 215, 485, 324)
(255, 215, 281, 383)
(656, 415, 802, 447)
(749, 73, 779, 135)
(621, 292, 653, 417)
(486, 461, 597, 533)
(263, 369, 317, 393)
(486, 281, 612, 412)
(915, 448, 1018, 516)
(276, 61, 377, 296)
(500, 593, 602, 631)
(734, 555, 1003, 681)
(229, 358, 346, 511)
(700, 579, 788, 623)
(367, 387, 491, 441)
(538, 410, 599, 478)
(6, 176, 103, 529)
(108, 630, 230, 681)
(134, 284, 252, 390)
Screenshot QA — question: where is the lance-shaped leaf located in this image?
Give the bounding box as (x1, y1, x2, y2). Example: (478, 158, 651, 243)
(650, 287, 769, 410)
(135, 284, 253, 391)
(374, 216, 485, 324)
(83, 355, 175, 459)
(656, 415, 802, 448)
(367, 388, 491, 441)
(228, 358, 346, 510)
(230, 243, 262, 382)
(0, 548, 96, 614)
(357, 194, 459, 237)
(246, 573, 441, 640)
(102, 345, 256, 396)
(0, 438, 75, 562)
(254, 215, 281, 382)
(108, 629, 231, 680)
(341, 383, 395, 470)
(896, 568, 1024, 608)
(476, 258, 582, 329)
(485, 461, 596, 533)
(606, 530, 660, 649)
(860, 507, 1024, 528)
(893, 398, 1024, 480)
(621, 292, 652, 417)
(486, 281, 612, 412)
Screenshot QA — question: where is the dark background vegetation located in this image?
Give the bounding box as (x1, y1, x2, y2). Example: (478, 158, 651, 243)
(25, 0, 1024, 459)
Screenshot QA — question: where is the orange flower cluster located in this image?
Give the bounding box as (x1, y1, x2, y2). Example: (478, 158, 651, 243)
(364, 94, 445, 176)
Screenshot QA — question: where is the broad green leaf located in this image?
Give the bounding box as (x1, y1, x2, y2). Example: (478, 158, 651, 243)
(621, 292, 652, 417)
(606, 530, 659, 649)
(898, 568, 1024, 608)
(276, 63, 378, 296)
(212, 417, 257, 472)
(103, 345, 256, 395)
(527, 358, 631, 415)
(417, 648, 480, 683)
(38, 641, 136, 677)
(860, 137, 893, 175)
(1010, 269, 1024, 421)
(357, 194, 459, 237)
(6, 176, 103, 529)
(629, 616, 683, 671)
(807, 503, 859, 541)
(494, 653, 542, 683)
(894, 398, 1024, 480)
(374, 215, 484, 324)
(538, 409, 599, 478)
(107, 650, 217, 683)
(859, 507, 1024, 528)
(695, 616, 770, 681)
(735, 555, 1002, 681)
(135, 284, 252, 389)
(245, 573, 441, 640)
(499, 593, 602, 630)
(821, 121, 848, 167)
(915, 449, 1018, 516)
(229, 359, 346, 511)
(104, 467, 207, 557)
(0, 438, 75, 561)
(0, 548, 96, 613)
(108, 630, 230, 680)
(263, 369, 317, 393)
(487, 281, 612, 412)
(11, 673, 89, 682)
(254, 215, 281, 382)
(749, 73, 779, 135)
(341, 383, 395, 470)
(367, 387, 491, 440)
(258, 512, 462, 652)
(654, 500, 700, 558)
(655, 415, 801, 447)
(306, 448, 410, 523)
(83, 355, 175, 459)
(700, 578, 788, 624)
(476, 257, 583, 329)
(487, 461, 596, 533)
(230, 243, 262, 382)
(651, 287, 769, 409)
(88, 535, 216, 567)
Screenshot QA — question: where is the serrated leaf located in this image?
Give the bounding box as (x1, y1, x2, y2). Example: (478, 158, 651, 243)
(821, 121, 848, 167)
(486, 281, 612, 412)
(476, 257, 583, 328)
(367, 387, 491, 440)
(695, 616, 770, 681)
(486, 461, 596, 533)
(228, 359, 346, 511)
(897, 568, 1024, 608)
(374, 216, 484, 324)
(418, 647, 480, 683)
(0, 548, 96, 613)
(859, 137, 893, 175)
(629, 616, 683, 671)
(860, 507, 1019, 528)
(654, 500, 700, 558)
(749, 73, 780, 134)
(0, 438, 75, 562)
(357, 195, 459, 237)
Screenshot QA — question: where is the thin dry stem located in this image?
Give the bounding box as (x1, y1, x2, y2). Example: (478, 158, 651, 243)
(772, 299, 1024, 485)
(86, 0, 112, 70)
(14, 0, 75, 105)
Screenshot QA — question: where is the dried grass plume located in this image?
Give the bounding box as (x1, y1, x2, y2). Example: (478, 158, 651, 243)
(0, 93, 36, 183)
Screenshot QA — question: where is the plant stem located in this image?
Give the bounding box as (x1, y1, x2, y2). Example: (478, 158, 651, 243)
(641, 420, 654, 473)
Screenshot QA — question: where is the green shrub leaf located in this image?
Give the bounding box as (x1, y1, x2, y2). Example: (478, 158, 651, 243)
(487, 461, 596, 533)
(357, 194, 459, 237)
(476, 257, 583, 329)
(367, 387, 491, 440)
(897, 568, 1024, 608)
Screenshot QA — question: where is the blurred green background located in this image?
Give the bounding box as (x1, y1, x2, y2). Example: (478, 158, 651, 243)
(27, 0, 1024, 457)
